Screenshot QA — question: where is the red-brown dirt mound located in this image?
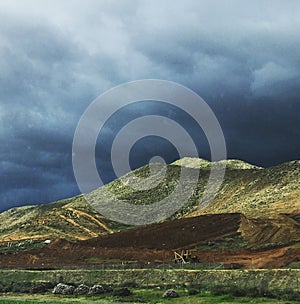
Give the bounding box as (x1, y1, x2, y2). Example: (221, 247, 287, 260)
(1, 213, 300, 269)
(81, 213, 243, 250)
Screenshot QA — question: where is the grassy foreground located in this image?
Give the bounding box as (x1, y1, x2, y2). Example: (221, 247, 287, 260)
(0, 289, 298, 304)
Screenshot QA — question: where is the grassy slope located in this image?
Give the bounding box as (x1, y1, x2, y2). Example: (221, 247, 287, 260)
(0, 290, 298, 303)
(188, 159, 300, 217)
(88, 158, 299, 219)
(0, 158, 299, 244)
(0, 195, 128, 243)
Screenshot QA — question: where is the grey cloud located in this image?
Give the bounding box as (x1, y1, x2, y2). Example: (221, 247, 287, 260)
(0, 0, 299, 211)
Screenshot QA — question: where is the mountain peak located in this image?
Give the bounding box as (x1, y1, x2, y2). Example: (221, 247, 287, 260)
(171, 157, 262, 170)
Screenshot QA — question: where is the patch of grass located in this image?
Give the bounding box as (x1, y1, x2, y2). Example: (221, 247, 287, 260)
(0, 239, 46, 254)
(250, 242, 285, 250)
(195, 235, 249, 252)
(0, 289, 299, 304)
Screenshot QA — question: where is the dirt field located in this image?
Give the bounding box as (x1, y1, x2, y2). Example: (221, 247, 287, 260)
(1, 213, 300, 269)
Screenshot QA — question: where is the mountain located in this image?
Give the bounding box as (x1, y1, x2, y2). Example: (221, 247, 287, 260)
(87, 157, 299, 219)
(0, 158, 299, 244)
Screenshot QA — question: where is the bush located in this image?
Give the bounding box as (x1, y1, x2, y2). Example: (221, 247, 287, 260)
(112, 287, 132, 297)
(267, 288, 300, 301)
(121, 281, 138, 288)
(187, 288, 199, 295)
(29, 282, 54, 294)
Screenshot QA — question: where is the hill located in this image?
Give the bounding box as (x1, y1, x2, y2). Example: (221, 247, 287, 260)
(187, 159, 299, 217)
(0, 158, 299, 244)
(0, 195, 128, 243)
(87, 158, 299, 219)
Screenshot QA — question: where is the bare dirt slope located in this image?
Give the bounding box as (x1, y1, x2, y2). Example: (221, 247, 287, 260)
(1, 213, 300, 269)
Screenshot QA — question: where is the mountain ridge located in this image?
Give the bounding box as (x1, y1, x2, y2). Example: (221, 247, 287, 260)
(171, 157, 263, 170)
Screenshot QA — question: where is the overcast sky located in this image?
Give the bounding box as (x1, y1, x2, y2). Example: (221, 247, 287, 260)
(0, 0, 299, 211)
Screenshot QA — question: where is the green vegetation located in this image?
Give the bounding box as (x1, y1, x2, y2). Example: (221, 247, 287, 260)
(0, 239, 46, 254)
(1, 269, 300, 301)
(101, 164, 182, 205)
(195, 235, 249, 252)
(0, 289, 299, 304)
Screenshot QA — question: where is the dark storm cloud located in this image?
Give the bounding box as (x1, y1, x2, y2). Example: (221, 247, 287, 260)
(128, 2, 300, 166)
(0, 13, 91, 210)
(0, 0, 299, 211)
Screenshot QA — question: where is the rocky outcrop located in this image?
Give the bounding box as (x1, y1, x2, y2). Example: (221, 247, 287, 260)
(52, 283, 75, 295)
(88, 284, 105, 295)
(163, 289, 179, 298)
(74, 284, 89, 295)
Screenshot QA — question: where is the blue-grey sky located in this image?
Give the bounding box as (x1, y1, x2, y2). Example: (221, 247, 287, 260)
(0, 0, 299, 211)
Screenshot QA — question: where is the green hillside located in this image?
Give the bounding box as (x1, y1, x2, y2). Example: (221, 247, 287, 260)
(0, 158, 299, 244)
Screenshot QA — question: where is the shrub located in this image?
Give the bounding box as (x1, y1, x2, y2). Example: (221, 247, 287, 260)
(112, 287, 132, 297)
